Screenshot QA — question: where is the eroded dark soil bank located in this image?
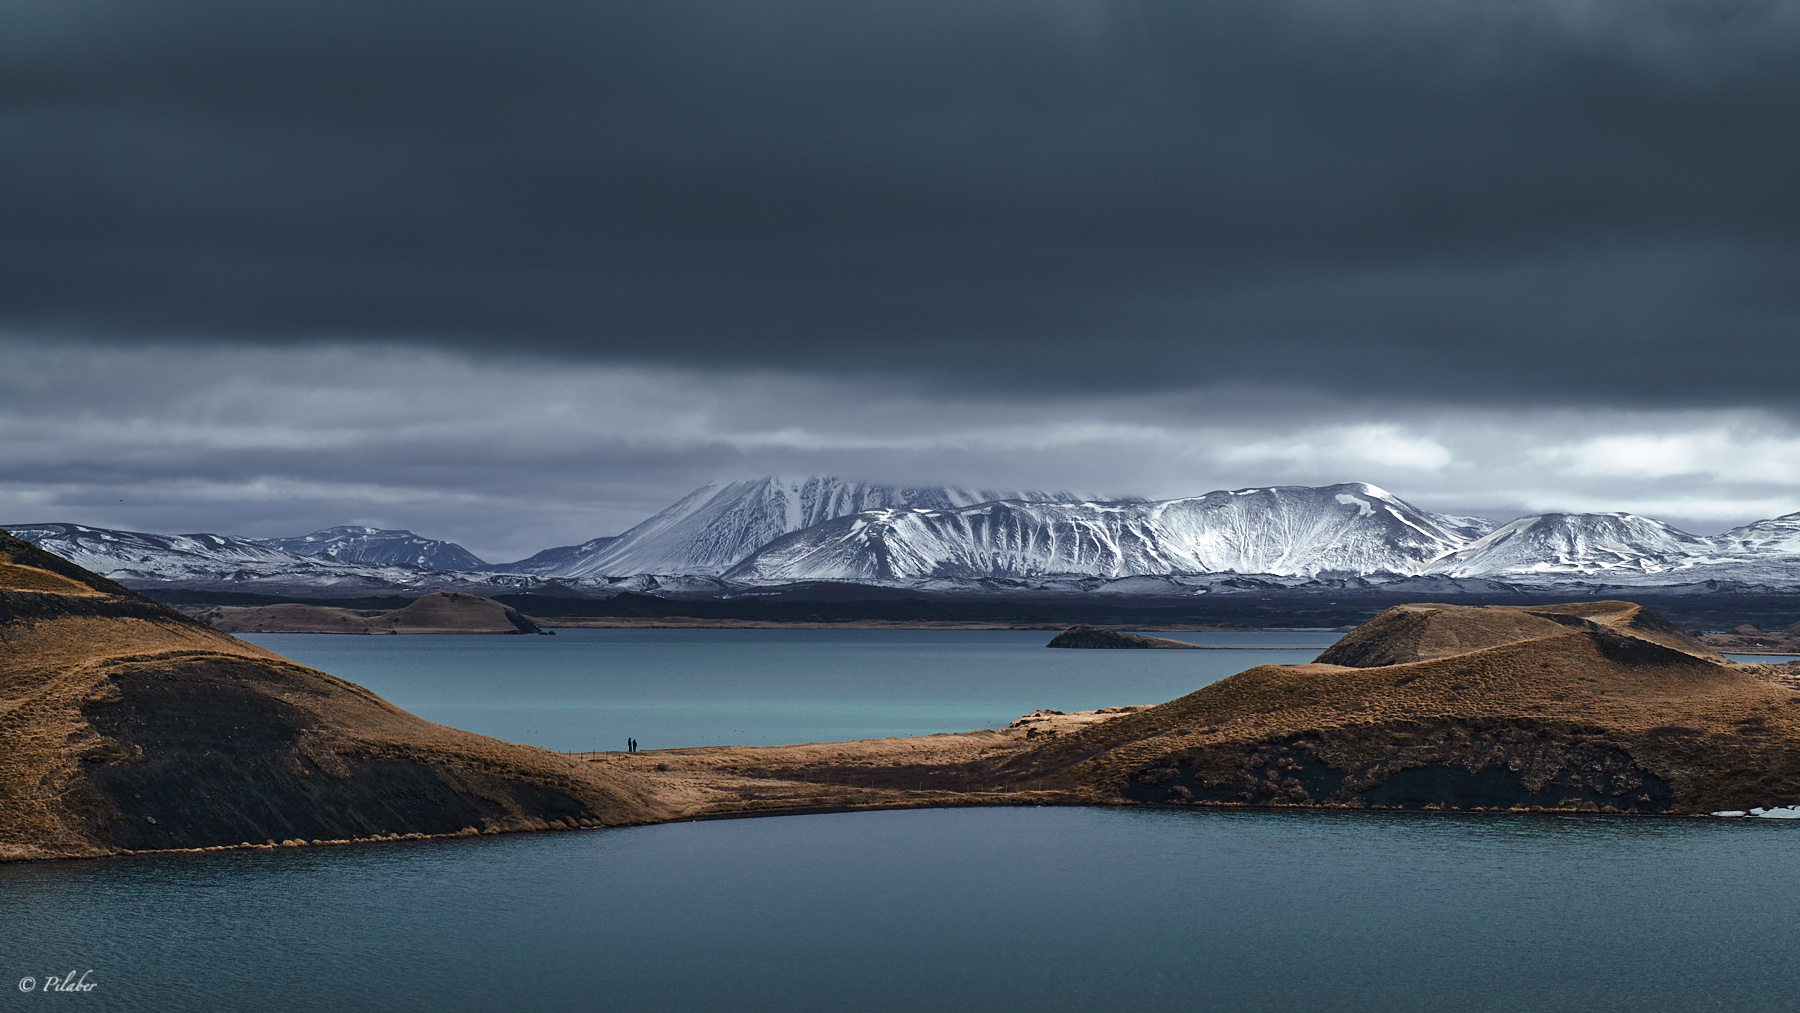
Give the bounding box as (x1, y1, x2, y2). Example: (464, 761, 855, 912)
(80, 658, 595, 849)
(1119, 729, 1675, 813)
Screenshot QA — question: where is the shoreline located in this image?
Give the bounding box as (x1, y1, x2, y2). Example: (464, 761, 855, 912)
(529, 616, 1341, 633)
(202, 613, 1346, 638)
(24, 792, 1731, 865)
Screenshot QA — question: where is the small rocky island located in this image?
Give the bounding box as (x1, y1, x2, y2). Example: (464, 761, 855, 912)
(1046, 625, 1203, 649)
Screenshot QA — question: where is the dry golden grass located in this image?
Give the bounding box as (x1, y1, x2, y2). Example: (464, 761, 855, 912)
(573, 707, 1145, 817)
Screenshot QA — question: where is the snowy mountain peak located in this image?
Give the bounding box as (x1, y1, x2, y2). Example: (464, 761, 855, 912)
(510, 476, 1068, 578)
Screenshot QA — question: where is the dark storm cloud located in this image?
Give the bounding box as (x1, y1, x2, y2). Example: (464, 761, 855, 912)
(2, 0, 1797, 404)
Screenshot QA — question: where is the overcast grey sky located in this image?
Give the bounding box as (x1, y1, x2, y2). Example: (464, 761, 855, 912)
(3, 0, 1798, 560)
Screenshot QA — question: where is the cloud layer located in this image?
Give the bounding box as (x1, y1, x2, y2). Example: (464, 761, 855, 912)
(5, 2, 1798, 552)
(2, 0, 1798, 404)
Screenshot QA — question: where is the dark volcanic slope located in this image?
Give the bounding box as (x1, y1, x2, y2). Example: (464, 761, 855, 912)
(0, 533, 663, 861)
(995, 602, 1797, 815)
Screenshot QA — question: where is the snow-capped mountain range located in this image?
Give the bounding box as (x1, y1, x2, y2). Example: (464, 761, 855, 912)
(6, 477, 1800, 592)
(725, 484, 1484, 581)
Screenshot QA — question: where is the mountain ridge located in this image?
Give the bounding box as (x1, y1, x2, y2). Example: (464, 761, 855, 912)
(8, 478, 1800, 592)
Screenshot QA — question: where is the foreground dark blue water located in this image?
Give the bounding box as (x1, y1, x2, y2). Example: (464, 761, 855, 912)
(4, 806, 1796, 1012)
(236, 629, 1333, 751)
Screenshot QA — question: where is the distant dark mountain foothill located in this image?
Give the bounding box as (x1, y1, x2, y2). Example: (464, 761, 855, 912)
(256, 526, 490, 571)
(189, 592, 544, 635)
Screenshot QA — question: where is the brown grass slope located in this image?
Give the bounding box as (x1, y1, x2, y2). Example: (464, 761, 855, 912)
(192, 592, 542, 635)
(0, 532, 664, 862)
(991, 602, 1796, 815)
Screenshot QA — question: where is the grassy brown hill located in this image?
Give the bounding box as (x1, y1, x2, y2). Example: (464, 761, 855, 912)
(989, 601, 1799, 815)
(0, 532, 663, 862)
(190, 592, 542, 635)
(1316, 601, 1724, 667)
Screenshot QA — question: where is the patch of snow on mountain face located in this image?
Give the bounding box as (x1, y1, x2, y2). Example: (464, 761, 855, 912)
(511, 477, 1070, 578)
(1427, 513, 1501, 541)
(1334, 493, 1373, 516)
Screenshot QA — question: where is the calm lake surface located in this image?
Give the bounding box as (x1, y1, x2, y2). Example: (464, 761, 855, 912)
(235, 629, 1335, 752)
(9, 630, 1793, 1011)
(7, 806, 1800, 1012)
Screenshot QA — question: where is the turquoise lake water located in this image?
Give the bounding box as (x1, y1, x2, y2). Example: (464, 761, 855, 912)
(234, 629, 1334, 751)
(6, 806, 1799, 1012)
(7, 630, 1794, 1011)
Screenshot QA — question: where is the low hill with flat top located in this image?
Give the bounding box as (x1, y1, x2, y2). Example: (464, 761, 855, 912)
(994, 601, 1796, 814)
(0, 532, 662, 862)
